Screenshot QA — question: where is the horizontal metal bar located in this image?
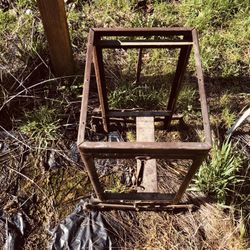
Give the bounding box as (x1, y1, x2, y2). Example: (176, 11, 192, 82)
(104, 192, 175, 201)
(79, 141, 210, 151)
(86, 202, 194, 211)
(92, 27, 194, 37)
(108, 110, 171, 117)
(79, 141, 211, 159)
(96, 40, 193, 49)
(92, 114, 183, 123)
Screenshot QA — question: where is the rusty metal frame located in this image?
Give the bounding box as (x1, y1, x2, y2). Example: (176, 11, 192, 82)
(77, 28, 211, 210)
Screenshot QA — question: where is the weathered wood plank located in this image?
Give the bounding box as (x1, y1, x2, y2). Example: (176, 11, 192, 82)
(37, 0, 74, 76)
(136, 117, 158, 192)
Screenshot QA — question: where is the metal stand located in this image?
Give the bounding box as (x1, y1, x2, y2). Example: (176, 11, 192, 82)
(77, 28, 211, 210)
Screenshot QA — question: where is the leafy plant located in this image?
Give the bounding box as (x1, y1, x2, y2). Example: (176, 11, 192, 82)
(221, 107, 236, 128)
(195, 139, 244, 203)
(20, 105, 60, 147)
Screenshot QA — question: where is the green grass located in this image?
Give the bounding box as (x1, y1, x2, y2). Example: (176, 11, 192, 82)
(195, 139, 244, 203)
(177, 86, 197, 113)
(20, 105, 60, 147)
(0, 1, 45, 81)
(210, 92, 238, 129)
(1, 0, 249, 78)
(1, 0, 250, 248)
(108, 81, 166, 109)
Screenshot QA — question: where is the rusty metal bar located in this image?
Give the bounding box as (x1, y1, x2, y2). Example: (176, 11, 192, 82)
(92, 27, 194, 37)
(86, 202, 194, 211)
(172, 157, 205, 204)
(93, 35, 109, 133)
(77, 30, 94, 145)
(91, 114, 183, 123)
(96, 40, 193, 49)
(79, 153, 105, 201)
(104, 192, 174, 201)
(136, 48, 143, 83)
(192, 29, 212, 146)
(164, 34, 192, 129)
(108, 110, 171, 117)
(79, 141, 210, 159)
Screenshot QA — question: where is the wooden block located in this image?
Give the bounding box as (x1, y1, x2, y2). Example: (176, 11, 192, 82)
(37, 0, 74, 76)
(136, 117, 157, 192)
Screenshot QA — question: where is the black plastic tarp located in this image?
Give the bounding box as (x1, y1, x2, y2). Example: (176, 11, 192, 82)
(50, 200, 113, 250)
(0, 211, 26, 250)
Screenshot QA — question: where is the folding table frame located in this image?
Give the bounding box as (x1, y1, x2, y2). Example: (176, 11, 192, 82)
(77, 28, 211, 210)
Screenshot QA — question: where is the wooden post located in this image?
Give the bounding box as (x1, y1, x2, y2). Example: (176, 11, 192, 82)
(37, 0, 74, 76)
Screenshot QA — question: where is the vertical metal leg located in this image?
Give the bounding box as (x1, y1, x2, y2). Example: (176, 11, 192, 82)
(192, 29, 212, 146)
(136, 48, 143, 84)
(80, 153, 105, 201)
(164, 44, 192, 129)
(172, 157, 204, 204)
(93, 44, 109, 133)
(77, 30, 94, 145)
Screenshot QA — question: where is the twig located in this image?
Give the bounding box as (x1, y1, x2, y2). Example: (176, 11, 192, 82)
(0, 126, 32, 149)
(0, 75, 82, 111)
(6, 165, 48, 199)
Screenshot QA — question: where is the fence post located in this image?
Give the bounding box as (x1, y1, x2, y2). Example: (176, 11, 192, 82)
(37, 0, 74, 76)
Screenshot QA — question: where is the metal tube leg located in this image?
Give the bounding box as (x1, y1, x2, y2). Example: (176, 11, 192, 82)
(80, 153, 105, 201)
(93, 44, 109, 133)
(164, 43, 192, 130)
(172, 157, 204, 204)
(136, 48, 143, 84)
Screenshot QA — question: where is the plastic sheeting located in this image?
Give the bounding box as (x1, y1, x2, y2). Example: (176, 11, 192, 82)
(50, 200, 113, 250)
(0, 211, 26, 250)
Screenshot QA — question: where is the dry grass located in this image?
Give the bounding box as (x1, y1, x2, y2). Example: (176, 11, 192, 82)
(1, 1, 249, 248)
(1, 128, 248, 249)
(136, 204, 245, 250)
(101, 202, 246, 250)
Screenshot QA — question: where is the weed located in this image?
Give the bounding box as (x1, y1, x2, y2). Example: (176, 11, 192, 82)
(221, 107, 236, 128)
(0, 0, 45, 84)
(20, 105, 60, 147)
(179, 0, 250, 77)
(210, 92, 237, 128)
(108, 81, 166, 109)
(16, 0, 36, 9)
(105, 174, 129, 193)
(195, 139, 244, 203)
(220, 92, 233, 108)
(126, 131, 136, 142)
(177, 86, 196, 113)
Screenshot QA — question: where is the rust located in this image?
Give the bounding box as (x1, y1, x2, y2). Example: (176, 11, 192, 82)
(77, 28, 211, 210)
